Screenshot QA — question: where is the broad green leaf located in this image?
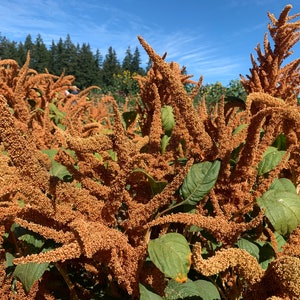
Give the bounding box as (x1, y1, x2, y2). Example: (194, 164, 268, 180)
(5, 252, 15, 276)
(5, 252, 14, 269)
(180, 160, 221, 205)
(161, 105, 175, 135)
(41, 148, 57, 160)
(257, 232, 286, 271)
(258, 242, 276, 270)
(148, 233, 191, 281)
(49, 103, 66, 121)
(139, 284, 163, 300)
(13, 262, 49, 293)
(236, 238, 260, 260)
(50, 160, 72, 180)
(257, 146, 287, 176)
(272, 134, 286, 151)
(18, 234, 45, 249)
(270, 178, 297, 193)
(257, 189, 300, 235)
(42, 149, 72, 180)
(274, 231, 286, 252)
(165, 279, 221, 300)
(132, 168, 167, 196)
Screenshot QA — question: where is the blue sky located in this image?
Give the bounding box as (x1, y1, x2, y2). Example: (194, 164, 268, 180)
(1, 0, 300, 85)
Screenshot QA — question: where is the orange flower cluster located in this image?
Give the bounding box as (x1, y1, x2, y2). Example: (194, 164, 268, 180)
(241, 4, 300, 103)
(0, 4, 300, 299)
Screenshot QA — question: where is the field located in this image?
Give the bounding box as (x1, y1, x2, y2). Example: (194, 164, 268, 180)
(0, 4, 300, 300)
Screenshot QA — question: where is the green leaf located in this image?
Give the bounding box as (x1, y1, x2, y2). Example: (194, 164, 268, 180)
(132, 168, 167, 196)
(270, 178, 297, 193)
(93, 152, 103, 163)
(13, 262, 49, 293)
(107, 149, 118, 161)
(18, 234, 45, 249)
(139, 284, 163, 300)
(272, 134, 286, 151)
(232, 123, 248, 136)
(161, 105, 175, 135)
(257, 189, 300, 236)
(50, 160, 72, 180)
(274, 231, 286, 252)
(258, 242, 276, 270)
(5, 252, 14, 269)
(17, 199, 25, 208)
(180, 160, 221, 205)
(257, 146, 287, 176)
(42, 149, 72, 180)
(160, 135, 171, 154)
(49, 102, 66, 124)
(236, 238, 260, 260)
(165, 279, 221, 300)
(41, 148, 57, 160)
(148, 233, 191, 282)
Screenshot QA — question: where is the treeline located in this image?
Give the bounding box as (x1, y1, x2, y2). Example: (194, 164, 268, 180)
(0, 33, 149, 92)
(0, 32, 252, 107)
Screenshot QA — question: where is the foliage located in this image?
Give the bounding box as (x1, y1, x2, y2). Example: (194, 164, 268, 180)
(0, 33, 145, 92)
(0, 4, 300, 300)
(111, 70, 140, 102)
(194, 79, 247, 113)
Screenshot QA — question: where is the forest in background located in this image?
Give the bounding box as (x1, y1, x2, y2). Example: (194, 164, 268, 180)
(0, 32, 249, 106)
(0, 33, 148, 92)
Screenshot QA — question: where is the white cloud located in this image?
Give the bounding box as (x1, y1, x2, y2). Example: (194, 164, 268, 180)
(0, 0, 247, 84)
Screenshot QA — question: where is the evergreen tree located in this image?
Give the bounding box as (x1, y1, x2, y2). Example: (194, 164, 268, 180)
(0, 32, 147, 90)
(132, 47, 142, 74)
(31, 34, 50, 72)
(16, 42, 25, 65)
(48, 40, 57, 74)
(122, 46, 144, 75)
(24, 34, 34, 51)
(15, 34, 34, 68)
(0, 34, 18, 60)
(95, 49, 103, 69)
(145, 57, 152, 73)
(48, 35, 78, 76)
(61, 34, 78, 74)
(48, 38, 64, 75)
(74, 43, 101, 88)
(122, 46, 133, 71)
(102, 46, 121, 88)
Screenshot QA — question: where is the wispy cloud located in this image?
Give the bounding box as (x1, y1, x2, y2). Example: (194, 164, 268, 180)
(139, 31, 244, 82)
(0, 0, 257, 84)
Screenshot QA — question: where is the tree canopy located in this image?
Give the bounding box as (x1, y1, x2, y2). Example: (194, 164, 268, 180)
(0, 33, 145, 91)
(0, 33, 251, 105)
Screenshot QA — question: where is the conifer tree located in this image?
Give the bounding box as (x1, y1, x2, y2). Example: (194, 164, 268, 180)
(122, 46, 133, 71)
(62, 34, 78, 73)
(0, 34, 18, 60)
(48, 38, 63, 75)
(74, 43, 101, 88)
(31, 34, 50, 72)
(102, 46, 121, 88)
(132, 46, 142, 74)
(17, 34, 34, 65)
(95, 49, 103, 69)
